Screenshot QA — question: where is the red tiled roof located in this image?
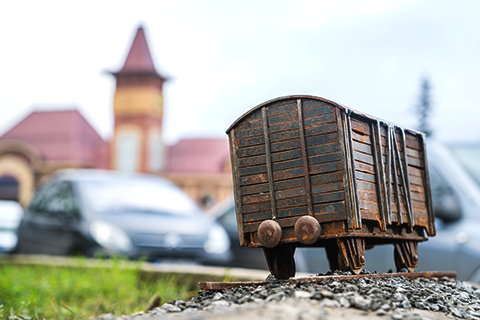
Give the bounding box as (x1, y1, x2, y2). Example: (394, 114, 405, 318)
(166, 138, 230, 174)
(0, 109, 109, 168)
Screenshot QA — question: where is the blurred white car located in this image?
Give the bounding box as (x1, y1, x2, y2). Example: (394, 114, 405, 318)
(0, 200, 24, 253)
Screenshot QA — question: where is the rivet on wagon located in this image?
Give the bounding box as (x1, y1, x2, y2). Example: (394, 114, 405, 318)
(294, 216, 321, 245)
(360, 255, 366, 264)
(414, 254, 419, 262)
(258, 220, 282, 248)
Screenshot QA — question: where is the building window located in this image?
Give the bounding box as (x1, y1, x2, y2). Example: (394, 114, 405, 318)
(116, 131, 140, 172)
(0, 175, 19, 201)
(148, 132, 164, 172)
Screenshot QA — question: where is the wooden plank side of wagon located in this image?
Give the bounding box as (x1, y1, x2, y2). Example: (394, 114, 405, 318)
(243, 200, 349, 234)
(266, 100, 297, 117)
(302, 101, 346, 221)
(351, 129, 383, 225)
(335, 108, 355, 230)
(237, 142, 341, 171)
(354, 124, 431, 231)
(229, 128, 246, 246)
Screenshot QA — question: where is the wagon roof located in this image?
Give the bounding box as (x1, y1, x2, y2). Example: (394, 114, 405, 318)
(225, 95, 424, 136)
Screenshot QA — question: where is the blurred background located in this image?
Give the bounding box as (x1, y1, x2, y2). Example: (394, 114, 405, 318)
(1, 0, 480, 280)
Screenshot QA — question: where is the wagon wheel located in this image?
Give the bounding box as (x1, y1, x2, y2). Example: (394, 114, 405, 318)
(394, 241, 418, 273)
(336, 238, 365, 274)
(263, 243, 296, 280)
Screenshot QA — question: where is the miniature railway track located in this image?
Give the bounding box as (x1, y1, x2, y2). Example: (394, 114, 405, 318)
(199, 271, 457, 291)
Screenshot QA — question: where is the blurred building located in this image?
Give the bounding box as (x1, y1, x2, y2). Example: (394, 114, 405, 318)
(0, 26, 232, 208)
(164, 138, 232, 208)
(0, 110, 109, 205)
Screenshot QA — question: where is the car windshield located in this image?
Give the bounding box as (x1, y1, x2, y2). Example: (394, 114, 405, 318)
(448, 144, 480, 188)
(78, 177, 200, 216)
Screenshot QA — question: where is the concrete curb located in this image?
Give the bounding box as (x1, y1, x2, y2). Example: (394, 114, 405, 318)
(0, 254, 311, 284)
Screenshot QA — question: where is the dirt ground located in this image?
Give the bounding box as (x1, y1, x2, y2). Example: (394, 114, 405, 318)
(132, 299, 452, 320)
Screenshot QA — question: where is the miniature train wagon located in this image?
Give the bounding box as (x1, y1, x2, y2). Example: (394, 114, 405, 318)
(226, 95, 436, 279)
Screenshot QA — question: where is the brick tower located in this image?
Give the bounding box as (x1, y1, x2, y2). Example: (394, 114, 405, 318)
(110, 26, 167, 173)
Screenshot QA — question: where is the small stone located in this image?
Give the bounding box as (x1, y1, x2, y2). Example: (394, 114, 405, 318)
(311, 292, 323, 300)
(376, 309, 388, 316)
(338, 297, 350, 308)
(265, 273, 277, 282)
(473, 305, 480, 311)
(370, 301, 383, 311)
(450, 307, 464, 318)
(149, 308, 166, 316)
(344, 284, 358, 292)
(266, 292, 285, 301)
(319, 298, 341, 308)
(460, 282, 473, 293)
(213, 292, 223, 300)
(393, 293, 406, 302)
(414, 302, 427, 309)
(368, 288, 383, 295)
(401, 300, 412, 309)
(469, 311, 480, 317)
(391, 312, 404, 320)
(177, 301, 186, 308)
(351, 295, 371, 310)
(429, 304, 439, 312)
(295, 290, 312, 299)
(381, 303, 391, 311)
(312, 290, 334, 300)
(213, 300, 230, 306)
(458, 292, 469, 301)
(161, 304, 182, 313)
(237, 295, 254, 304)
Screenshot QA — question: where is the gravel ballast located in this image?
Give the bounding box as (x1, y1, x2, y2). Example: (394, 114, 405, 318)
(97, 273, 480, 320)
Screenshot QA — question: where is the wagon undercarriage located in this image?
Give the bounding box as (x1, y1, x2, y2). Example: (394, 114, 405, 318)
(263, 237, 420, 279)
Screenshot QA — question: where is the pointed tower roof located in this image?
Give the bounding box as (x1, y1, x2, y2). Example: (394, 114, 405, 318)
(114, 26, 167, 80)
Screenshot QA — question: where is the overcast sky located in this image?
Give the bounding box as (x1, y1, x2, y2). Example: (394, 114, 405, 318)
(1, 0, 479, 144)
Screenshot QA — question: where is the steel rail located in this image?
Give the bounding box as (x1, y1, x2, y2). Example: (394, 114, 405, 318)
(199, 271, 457, 291)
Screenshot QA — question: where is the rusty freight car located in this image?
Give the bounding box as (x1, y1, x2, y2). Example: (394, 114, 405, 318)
(226, 95, 436, 279)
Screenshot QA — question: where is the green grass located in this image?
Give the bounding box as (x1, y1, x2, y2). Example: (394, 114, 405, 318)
(0, 258, 195, 320)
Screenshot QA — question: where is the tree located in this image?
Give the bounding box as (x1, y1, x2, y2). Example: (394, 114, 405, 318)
(416, 77, 433, 137)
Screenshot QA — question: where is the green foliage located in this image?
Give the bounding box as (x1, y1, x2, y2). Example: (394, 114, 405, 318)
(0, 258, 191, 320)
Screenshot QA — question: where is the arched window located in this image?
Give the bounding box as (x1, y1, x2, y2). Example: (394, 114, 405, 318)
(116, 131, 140, 172)
(148, 131, 165, 172)
(0, 175, 19, 201)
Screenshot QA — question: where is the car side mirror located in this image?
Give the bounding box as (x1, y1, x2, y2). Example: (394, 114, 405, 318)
(433, 192, 462, 223)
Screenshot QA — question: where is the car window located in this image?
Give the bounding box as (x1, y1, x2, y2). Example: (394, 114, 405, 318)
(217, 206, 237, 229)
(29, 181, 80, 218)
(429, 166, 462, 222)
(78, 178, 200, 216)
(429, 167, 447, 203)
(448, 144, 480, 188)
